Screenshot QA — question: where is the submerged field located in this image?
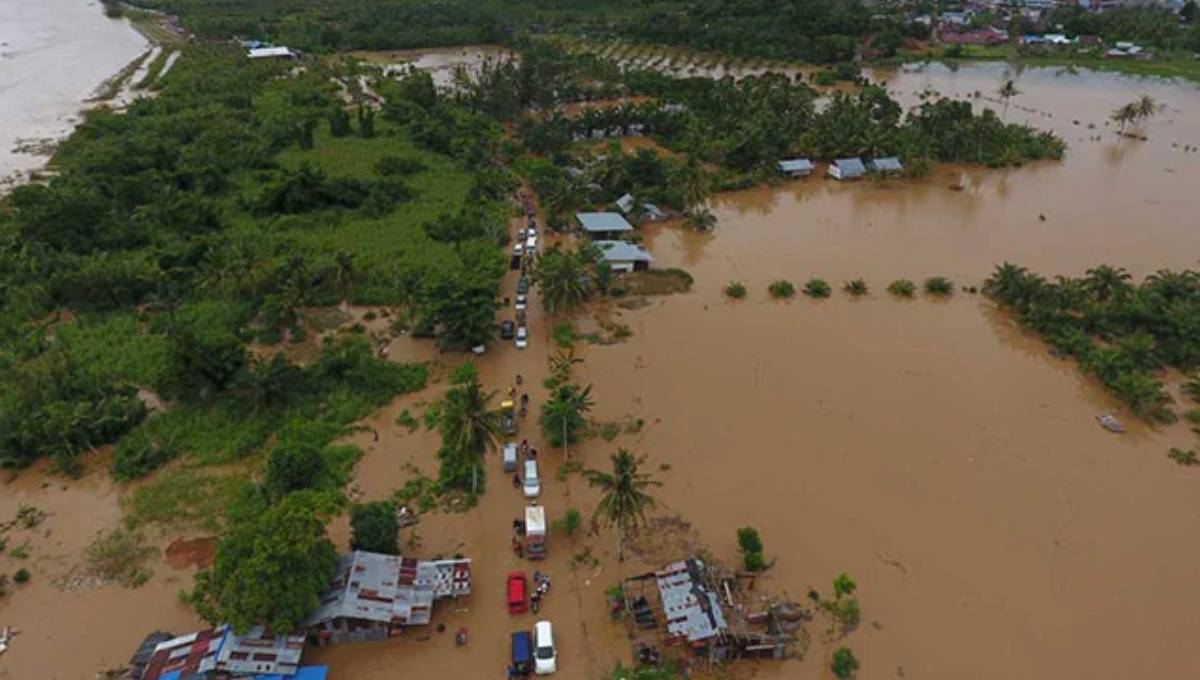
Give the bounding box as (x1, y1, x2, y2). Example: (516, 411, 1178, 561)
(4, 51, 1200, 680)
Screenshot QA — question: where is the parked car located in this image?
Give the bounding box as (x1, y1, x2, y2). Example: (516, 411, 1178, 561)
(512, 242, 524, 256)
(511, 631, 533, 676)
(533, 620, 557, 675)
(518, 228, 528, 240)
(522, 459, 540, 498)
(526, 234, 538, 251)
(515, 294, 527, 312)
(500, 319, 516, 339)
(516, 325, 528, 350)
(517, 277, 529, 294)
(503, 442, 519, 472)
(508, 572, 528, 614)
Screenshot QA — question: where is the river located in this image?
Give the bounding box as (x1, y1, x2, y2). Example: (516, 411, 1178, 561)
(0, 0, 147, 186)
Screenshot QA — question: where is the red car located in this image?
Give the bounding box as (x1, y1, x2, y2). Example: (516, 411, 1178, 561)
(507, 571, 528, 614)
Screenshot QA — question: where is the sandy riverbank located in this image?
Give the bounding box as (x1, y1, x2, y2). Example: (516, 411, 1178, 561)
(0, 0, 148, 186)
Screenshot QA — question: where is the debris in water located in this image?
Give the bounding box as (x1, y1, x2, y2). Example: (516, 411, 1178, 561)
(1096, 414, 1125, 434)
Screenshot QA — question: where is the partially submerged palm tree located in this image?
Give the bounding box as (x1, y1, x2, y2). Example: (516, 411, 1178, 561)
(439, 371, 502, 491)
(585, 449, 661, 561)
(683, 207, 717, 231)
(1110, 103, 1138, 134)
(997, 79, 1020, 119)
(540, 382, 593, 458)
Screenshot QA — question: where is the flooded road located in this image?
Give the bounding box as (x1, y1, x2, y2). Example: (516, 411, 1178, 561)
(0, 0, 148, 185)
(6, 56, 1200, 679)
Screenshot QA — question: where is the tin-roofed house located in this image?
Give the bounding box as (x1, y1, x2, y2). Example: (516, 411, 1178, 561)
(595, 240, 654, 272)
(868, 157, 904, 175)
(615, 193, 637, 214)
(777, 158, 815, 177)
(137, 625, 313, 680)
(827, 158, 866, 181)
(575, 212, 634, 239)
(305, 550, 471, 647)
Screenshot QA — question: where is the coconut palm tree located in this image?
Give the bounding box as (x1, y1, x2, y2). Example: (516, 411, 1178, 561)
(983, 262, 1031, 303)
(532, 246, 591, 315)
(584, 449, 661, 561)
(683, 207, 717, 231)
(548, 347, 583, 384)
(997, 79, 1020, 119)
(540, 382, 593, 458)
(1133, 95, 1161, 125)
(439, 372, 502, 491)
(1110, 103, 1138, 135)
(331, 250, 358, 311)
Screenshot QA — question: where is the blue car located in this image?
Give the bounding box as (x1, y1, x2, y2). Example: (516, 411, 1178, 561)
(511, 631, 533, 676)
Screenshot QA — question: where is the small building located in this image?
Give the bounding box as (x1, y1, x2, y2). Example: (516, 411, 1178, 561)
(615, 192, 637, 214)
(576, 212, 634, 239)
(827, 158, 866, 181)
(137, 625, 313, 680)
(642, 203, 667, 221)
(868, 157, 904, 175)
(247, 46, 296, 60)
(777, 158, 815, 177)
(595, 240, 654, 272)
(305, 550, 471, 647)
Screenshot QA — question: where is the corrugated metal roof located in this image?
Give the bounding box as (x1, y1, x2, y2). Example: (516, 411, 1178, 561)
(576, 212, 633, 233)
(869, 157, 903, 172)
(616, 193, 636, 213)
(778, 159, 815, 174)
(654, 559, 726, 642)
(304, 551, 471, 628)
(595, 240, 653, 263)
(833, 158, 866, 176)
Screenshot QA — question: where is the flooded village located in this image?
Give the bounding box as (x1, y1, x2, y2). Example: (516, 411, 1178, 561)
(3, 2, 1200, 680)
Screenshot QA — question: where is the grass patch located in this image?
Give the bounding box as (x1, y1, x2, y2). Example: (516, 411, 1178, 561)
(622, 268, 694, 296)
(553, 322, 578, 348)
(84, 528, 158, 588)
(123, 467, 253, 531)
(1169, 448, 1199, 466)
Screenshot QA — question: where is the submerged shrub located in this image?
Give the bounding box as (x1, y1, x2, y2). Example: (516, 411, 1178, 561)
(803, 278, 832, 299)
(925, 276, 954, 296)
(768, 280, 796, 299)
(887, 279, 916, 297)
(724, 281, 748, 299)
(843, 279, 869, 297)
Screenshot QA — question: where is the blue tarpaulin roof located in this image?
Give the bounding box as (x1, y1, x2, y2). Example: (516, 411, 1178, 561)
(255, 666, 329, 680)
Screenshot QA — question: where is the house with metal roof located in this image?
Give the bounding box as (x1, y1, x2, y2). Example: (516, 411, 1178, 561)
(576, 212, 634, 239)
(777, 158, 815, 177)
(827, 158, 866, 181)
(868, 157, 904, 174)
(654, 559, 728, 645)
(615, 193, 637, 214)
(595, 240, 654, 272)
(305, 550, 471, 646)
(247, 46, 296, 59)
(137, 625, 312, 680)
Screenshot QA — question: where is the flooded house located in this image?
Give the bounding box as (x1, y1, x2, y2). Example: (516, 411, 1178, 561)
(777, 158, 815, 177)
(868, 157, 904, 175)
(134, 625, 317, 680)
(596, 240, 654, 272)
(620, 558, 798, 666)
(304, 550, 472, 647)
(576, 212, 635, 239)
(616, 193, 668, 221)
(827, 158, 866, 181)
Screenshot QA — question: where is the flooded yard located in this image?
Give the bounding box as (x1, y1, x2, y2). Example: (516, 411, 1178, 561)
(4, 53, 1200, 680)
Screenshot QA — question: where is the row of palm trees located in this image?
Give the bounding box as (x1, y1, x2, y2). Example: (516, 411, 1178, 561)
(1110, 95, 1161, 134)
(433, 356, 660, 560)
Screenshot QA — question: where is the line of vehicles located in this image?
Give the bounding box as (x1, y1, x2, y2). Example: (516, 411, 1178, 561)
(504, 214, 539, 350)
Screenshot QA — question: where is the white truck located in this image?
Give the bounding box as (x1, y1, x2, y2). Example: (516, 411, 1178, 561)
(525, 505, 547, 560)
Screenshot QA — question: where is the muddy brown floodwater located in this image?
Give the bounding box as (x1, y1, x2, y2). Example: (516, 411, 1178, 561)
(5, 59, 1200, 680)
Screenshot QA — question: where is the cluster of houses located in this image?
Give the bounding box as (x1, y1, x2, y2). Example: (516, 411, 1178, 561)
(129, 550, 471, 680)
(777, 156, 904, 180)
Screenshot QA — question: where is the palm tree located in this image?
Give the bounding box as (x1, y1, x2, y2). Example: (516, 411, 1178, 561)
(983, 262, 1031, 303)
(997, 79, 1020, 120)
(1110, 103, 1138, 135)
(540, 383, 593, 458)
(440, 372, 502, 491)
(548, 347, 583, 384)
(1133, 95, 1161, 125)
(683, 207, 717, 231)
(1084, 264, 1132, 302)
(584, 449, 661, 562)
(532, 246, 591, 315)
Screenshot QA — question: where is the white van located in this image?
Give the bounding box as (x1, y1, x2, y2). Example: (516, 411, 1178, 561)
(522, 459, 540, 498)
(533, 620, 557, 675)
(503, 442, 518, 472)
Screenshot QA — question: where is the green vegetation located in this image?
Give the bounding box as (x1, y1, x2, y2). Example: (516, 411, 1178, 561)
(984, 263, 1200, 424)
(803, 278, 832, 299)
(832, 647, 860, 679)
(843, 279, 869, 297)
(541, 383, 595, 451)
(350, 501, 400, 554)
(924, 276, 954, 296)
(191, 492, 338, 633)
(737, 527, 766, 572)
(724, 281, 748, 299)
(553, 508, 583, 537)
(769, 280, 796, 299)
(435, 363, 502, 493)
(585, 448, 661, 561)
(887, 279, 917, 298)
(1168, 448, 1199, 466)
(13, 568, 30, 585)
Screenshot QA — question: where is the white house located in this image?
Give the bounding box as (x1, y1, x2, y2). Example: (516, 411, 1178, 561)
(827, 158, 867, 181)
(595, 240, 654, 272)
(778, 158, 816, 177)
